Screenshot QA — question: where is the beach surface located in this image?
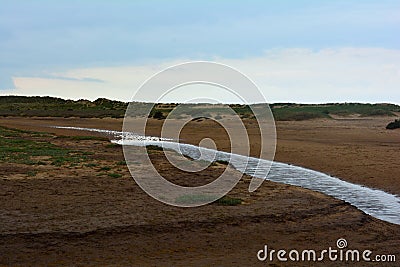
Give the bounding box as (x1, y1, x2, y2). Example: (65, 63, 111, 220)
(1, 116, 399, 194)
(0, 116, 399, 266)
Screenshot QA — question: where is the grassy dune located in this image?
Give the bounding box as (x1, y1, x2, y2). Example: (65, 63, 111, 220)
(1, 96, 399, 121)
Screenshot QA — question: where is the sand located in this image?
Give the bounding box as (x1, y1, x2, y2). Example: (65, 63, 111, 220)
(1, 116, 398, 194)
(0, 116, 399, 266)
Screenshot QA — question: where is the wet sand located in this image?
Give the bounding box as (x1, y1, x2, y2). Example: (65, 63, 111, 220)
(1, 116, 399, 194)
(0, 116, 399, 266)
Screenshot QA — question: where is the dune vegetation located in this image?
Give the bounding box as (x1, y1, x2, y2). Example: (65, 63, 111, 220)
(1, 96, 399, 121)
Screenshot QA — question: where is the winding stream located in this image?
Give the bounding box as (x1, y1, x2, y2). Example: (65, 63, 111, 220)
(53, 125, 400, 225)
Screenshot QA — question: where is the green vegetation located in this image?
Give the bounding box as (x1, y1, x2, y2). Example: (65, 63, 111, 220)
(151, 110, 166, 119)
(0, 126, 52, 137)
(214, 196, 242, 206)
(85, 163, 99, 167)
(108, 173, 122, 178)
(386, 119, 400, 130)
(1, 96, 399, 121)
(0, 126, 90, 166)
(270, 103, 399, 121)
(57, 135, 109, 141)
(273, 111, 327, 121)
(151, 102, 399, 121)
(105, 143, 120, 148)
(175, 194, 217, 204)
(0, 96, 127, 118)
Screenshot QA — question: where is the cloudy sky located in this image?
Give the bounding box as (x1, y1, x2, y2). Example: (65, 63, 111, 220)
(0, 0, 399, 103)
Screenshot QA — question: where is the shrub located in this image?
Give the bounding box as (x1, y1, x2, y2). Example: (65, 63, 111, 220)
(361, 109, 393, 117)
(277, 112, 325, 121)
(153, 111, 165, 119)
(215, 160, 230, 165)
(386, 119, 400, 130)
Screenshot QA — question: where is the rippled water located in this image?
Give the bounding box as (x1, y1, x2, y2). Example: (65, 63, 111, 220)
(53, 125, 400, 225)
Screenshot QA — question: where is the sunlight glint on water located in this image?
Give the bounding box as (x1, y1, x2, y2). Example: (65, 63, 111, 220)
(53, 126, 400, 225)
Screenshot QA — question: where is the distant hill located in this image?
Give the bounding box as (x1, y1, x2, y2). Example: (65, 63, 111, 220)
(269, 102, 399, 121)
(0, 96, 399, 121)
(0, 96, 128, 118)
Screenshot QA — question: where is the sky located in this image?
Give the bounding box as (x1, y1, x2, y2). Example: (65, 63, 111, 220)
(0, 0, 399, 103)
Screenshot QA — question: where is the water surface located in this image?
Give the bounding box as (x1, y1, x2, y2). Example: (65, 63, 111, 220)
(53, 125, 400, 225)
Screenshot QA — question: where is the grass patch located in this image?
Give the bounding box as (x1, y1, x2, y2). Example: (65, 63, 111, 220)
(50, 156, 86, 166)
(274, 111, 327, 121)
(214, 196, 242, 206)
(57, 135, 109, 141)
(99, 166, 111, 171)
(175, 194, 217, 204)
(0, 126, 92, 166)
(106, 143, 120, 148)
(108, 173, 122, 178)
(85, 163, 99, 167)
(0, 126, 52, 137)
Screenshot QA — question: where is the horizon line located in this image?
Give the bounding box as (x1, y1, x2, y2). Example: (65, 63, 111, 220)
(1, 94, 399, 106)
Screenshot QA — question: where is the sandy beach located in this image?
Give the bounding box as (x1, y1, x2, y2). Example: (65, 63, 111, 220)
(0, 116, 399, 266)
(1, 116, 399, 194)
(2, 0, 399, 265)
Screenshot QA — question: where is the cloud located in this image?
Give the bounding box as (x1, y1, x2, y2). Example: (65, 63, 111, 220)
(8, 47, 400, 104)
(1, 1, 399, 96)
